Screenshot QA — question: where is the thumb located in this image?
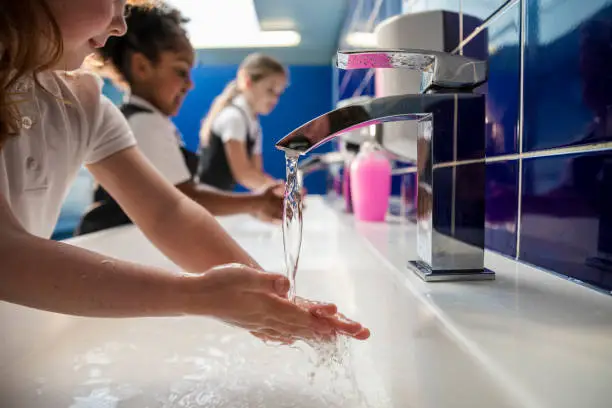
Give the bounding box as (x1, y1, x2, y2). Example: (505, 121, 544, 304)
(244, 270, 290, 296)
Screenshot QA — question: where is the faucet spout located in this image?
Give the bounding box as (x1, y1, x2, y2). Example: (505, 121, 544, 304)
(275, 93, 481, 161)
(275, 94, 423, 156)
(275, 48, 493, 283)
(275, 48, 488, 157)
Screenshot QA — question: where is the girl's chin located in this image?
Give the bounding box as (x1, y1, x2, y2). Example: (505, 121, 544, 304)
(54, 52, 91, 71)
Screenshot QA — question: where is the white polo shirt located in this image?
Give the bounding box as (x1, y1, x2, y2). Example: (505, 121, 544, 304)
(0, 71, 136, 238)
(124, 95, 191, 186)
(211, 94, 263, 155)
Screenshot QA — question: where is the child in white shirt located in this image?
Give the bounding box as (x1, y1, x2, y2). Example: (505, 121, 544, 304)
(0, 0, 369, 344)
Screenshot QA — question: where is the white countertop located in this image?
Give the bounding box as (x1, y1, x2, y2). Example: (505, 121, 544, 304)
(0, 196, 610, 408)
(327, 197, 612, 408)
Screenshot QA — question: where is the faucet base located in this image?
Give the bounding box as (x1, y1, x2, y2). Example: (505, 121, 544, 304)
(408, 260, 495, 282)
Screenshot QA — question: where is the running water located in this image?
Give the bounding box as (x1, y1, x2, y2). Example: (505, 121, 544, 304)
(280, 154, 376, 408)
(282, 153, 303, 302)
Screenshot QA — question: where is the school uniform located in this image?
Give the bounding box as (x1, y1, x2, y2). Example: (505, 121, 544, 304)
(0, 71, 135, 238)
(77, 95, 198, 235)
(197, 94, 263, 191)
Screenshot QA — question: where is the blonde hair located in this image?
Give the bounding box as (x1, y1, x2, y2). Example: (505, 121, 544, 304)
(199, 53, 287, 146)
(0, 0, 62, 150)
(0, 0, 152, 151)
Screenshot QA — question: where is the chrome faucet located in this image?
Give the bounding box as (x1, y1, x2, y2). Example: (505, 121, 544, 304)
(297, 151, 348, 177)
(276, 49, 494, 282)
(296, 151, 349, 187)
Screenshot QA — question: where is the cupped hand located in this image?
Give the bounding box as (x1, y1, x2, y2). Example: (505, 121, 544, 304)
(251, 297, 370, 345)
(191, 264, 369, 342)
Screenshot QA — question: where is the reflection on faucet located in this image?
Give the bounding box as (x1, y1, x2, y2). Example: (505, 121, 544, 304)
(298, 152, 347, 178)
(276, 48, 494, 282)
(337, 49, 487, 92)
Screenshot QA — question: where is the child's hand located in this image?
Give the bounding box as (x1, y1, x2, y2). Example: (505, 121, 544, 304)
(250, 297, 370, 345)
(251, 182, 284, 224)
(190, 264, 370, 343)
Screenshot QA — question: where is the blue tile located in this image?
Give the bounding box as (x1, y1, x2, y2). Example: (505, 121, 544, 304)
(485, 160, 518, 257)
(520, 150, 612, 292)
(455, 163, 487, 248)
(523, 0, 612, 151)
(336, 69, 375, 100)
(462, 0, 510, 22)
(462, 1, 521, 156)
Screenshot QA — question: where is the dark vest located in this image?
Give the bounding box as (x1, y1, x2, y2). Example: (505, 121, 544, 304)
(76, 103, 199, 235)
(197, 104, 255, 191)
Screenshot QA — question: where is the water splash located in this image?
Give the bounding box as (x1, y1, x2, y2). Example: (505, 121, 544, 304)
(302, 337, 374, 408)
(282, 153, 303, 302)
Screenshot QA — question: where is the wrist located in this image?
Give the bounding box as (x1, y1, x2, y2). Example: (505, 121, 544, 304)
(258, 178, 282, 191)
(246, 194, 265, 216)
(172, 271, 214, 317)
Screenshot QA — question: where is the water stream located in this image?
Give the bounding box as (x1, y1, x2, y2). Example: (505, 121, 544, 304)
(282, 153, 303, 302)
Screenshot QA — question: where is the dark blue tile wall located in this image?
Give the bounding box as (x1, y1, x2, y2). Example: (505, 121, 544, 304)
(340, 0, 612, 293)
(520, 151, 612, 291)
(335, 69, 375, 102)
(524, 0, 612, 151)
(486, 160, 518, 257)
(462, 2, 520, 157)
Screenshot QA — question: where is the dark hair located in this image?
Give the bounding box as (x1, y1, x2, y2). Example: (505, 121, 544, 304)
(96, 2, 190, 88)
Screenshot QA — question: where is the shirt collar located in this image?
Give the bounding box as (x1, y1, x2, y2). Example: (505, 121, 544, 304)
(127, 94, 184, 144)
(232, 94, 256, 120)
(127, 94, 165, 116)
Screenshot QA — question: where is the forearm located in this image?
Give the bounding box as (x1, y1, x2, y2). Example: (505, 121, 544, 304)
(146, 194, 262, 272)
(235, 169, 278, 191)
(0, 229, 187, 318)
(177, 182, 258, 216)
(89, 148, 261, 274)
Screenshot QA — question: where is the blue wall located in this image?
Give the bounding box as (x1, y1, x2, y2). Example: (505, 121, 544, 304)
(173, 64, 333, 193)
(341, 0, 612, 294)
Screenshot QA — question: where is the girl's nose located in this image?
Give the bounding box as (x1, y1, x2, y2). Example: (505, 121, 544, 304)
(110, 15, 128, 37)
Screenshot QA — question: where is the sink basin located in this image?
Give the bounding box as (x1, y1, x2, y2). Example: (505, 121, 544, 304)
(0, 198, 517, 408)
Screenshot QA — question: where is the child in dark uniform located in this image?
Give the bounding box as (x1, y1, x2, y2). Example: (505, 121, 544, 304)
(198, 53, 288, 192)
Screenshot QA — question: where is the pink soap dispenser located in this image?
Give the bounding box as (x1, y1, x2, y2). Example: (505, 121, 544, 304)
(350, 142, 392, 222)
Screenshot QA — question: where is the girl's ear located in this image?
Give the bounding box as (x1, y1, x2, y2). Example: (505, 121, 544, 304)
(130, 52, 155, 81)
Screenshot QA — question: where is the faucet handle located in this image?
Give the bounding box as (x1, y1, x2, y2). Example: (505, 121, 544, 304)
(336, 49, 487, 91)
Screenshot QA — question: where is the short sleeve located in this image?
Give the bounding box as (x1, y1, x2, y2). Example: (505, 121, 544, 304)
(129, 113, 191, 185)
(212, 107, 248, 144)
(84, 95, 136, 165)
